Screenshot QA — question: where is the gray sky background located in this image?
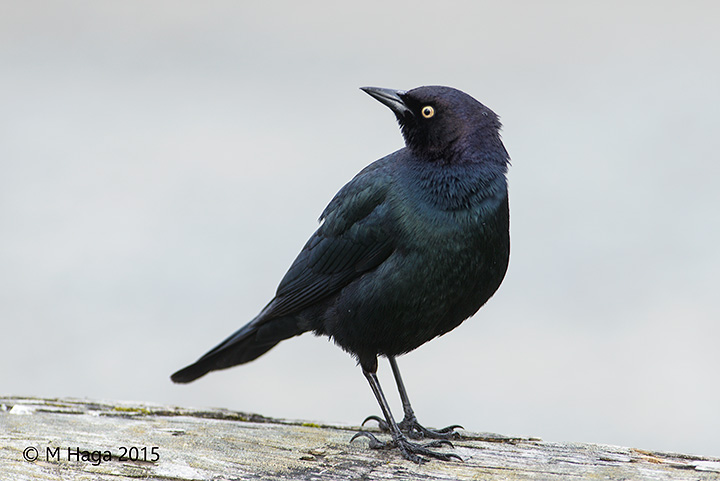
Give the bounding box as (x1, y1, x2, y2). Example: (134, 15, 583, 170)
(2, 1, 719, 458)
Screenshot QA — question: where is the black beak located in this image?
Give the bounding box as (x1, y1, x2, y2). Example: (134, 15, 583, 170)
(360, 86, 413, 118)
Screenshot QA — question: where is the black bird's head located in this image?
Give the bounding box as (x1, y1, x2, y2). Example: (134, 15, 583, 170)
(361, 85, 505, 163)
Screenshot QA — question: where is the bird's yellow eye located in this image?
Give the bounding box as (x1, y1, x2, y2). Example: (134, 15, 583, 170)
(421, 106, 435, 118)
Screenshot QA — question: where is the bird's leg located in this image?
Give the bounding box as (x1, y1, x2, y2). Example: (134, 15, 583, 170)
(351, 363, 460, 463)
(362, 356, 462, 440)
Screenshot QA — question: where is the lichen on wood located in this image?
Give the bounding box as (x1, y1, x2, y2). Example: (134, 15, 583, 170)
(1, 396, 718, 480)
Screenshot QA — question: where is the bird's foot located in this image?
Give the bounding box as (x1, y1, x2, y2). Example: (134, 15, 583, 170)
(351, 431, 461, 463)
(362, 414, 463, 440)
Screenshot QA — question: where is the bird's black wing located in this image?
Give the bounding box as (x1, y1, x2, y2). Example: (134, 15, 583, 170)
(170, 162, 398, 383)
(263, 166, 396, 318)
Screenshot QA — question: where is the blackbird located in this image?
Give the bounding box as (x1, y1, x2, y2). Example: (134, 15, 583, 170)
(171, 85, 510, 463)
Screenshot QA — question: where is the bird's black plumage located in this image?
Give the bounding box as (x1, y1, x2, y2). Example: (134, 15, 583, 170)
(171, 85, 510, 463)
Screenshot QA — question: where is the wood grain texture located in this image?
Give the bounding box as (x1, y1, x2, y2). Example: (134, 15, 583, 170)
(1, 396, 718, 480)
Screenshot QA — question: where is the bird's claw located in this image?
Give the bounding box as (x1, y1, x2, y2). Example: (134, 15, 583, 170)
(421, 439, 455, 448)
(403, 420, 463, 440)
(362, 414, 463, 440)
(351, 430, 462, 463)
(350, 431, 393, 450)
(362, 415, 389, 430)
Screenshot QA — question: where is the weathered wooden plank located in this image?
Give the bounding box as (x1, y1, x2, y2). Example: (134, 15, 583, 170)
(1, 396, 718, 480)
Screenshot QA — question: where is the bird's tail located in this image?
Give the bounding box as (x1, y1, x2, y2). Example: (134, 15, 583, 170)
(170, 313, 303, 384)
